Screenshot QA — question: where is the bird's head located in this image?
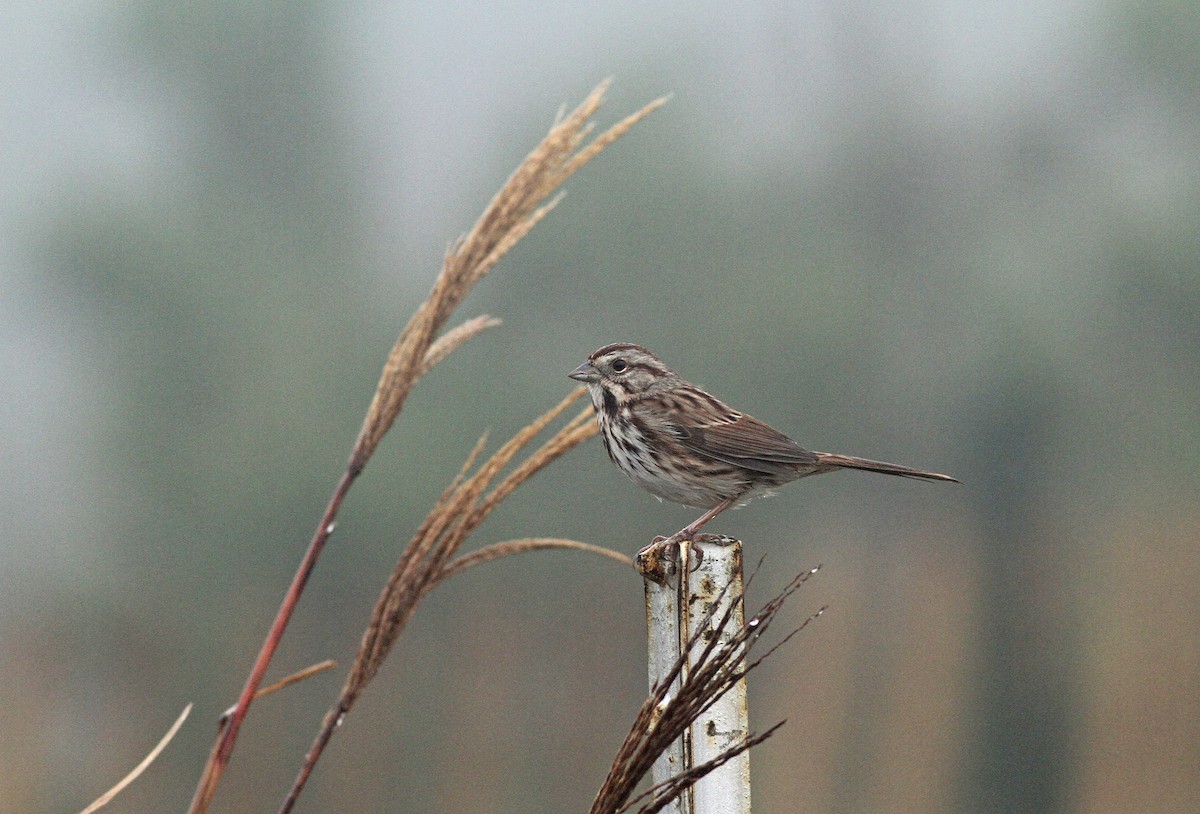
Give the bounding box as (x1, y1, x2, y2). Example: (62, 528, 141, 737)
(568, 343, 679, 407)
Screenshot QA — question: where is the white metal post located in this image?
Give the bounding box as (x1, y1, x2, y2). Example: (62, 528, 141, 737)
(641, 538, 750, 814)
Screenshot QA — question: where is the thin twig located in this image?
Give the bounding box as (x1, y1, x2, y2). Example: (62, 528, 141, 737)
(218, 660, 338, 725)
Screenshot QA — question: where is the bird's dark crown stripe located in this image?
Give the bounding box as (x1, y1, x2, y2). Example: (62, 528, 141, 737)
(589, 342, 648, 360)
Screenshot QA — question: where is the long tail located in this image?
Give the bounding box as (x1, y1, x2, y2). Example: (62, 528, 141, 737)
(815, 452, 960, 483)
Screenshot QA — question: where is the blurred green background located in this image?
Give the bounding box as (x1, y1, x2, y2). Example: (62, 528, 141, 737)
(3, 2, 1198, 812)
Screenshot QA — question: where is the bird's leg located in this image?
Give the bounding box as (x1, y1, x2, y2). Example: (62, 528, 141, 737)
(668, 497, 737, 544)
(637, 497, 738, 574)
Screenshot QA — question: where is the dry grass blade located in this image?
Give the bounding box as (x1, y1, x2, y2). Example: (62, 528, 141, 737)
(589, 569, 824, 814)
(420, 315, 502, 376)
(80, 704, 192, 814)
(435, 537, 631, 585)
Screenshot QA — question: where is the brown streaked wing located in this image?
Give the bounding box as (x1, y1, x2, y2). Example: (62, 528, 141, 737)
(681, 413, 819, 475)
(639, 389, 819, 475)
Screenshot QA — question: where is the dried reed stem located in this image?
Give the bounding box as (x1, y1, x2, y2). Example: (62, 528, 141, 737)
(190, 80, 664, 814)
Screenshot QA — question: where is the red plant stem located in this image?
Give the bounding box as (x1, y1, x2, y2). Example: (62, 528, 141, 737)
(187, 466, 359, 814)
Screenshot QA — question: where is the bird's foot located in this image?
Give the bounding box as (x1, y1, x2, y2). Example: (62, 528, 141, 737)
(635, 531, 729, 584)
(635, 536, 680, 585)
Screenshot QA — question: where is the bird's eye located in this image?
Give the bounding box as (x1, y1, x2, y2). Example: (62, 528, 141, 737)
(611, 359, 628, 373)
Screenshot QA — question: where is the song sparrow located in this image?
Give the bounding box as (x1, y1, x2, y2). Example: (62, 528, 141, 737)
(569, 343, 958, 550)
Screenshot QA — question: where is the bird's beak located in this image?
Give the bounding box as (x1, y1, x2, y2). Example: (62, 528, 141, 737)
(568, 361, 600, 383)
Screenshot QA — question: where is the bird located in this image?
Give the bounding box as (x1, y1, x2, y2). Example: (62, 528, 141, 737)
(568, 343, 958, 554)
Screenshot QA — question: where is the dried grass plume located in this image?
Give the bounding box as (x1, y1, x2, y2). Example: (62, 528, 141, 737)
(190, 80, 666, 814)
(351, 80, 666, 473)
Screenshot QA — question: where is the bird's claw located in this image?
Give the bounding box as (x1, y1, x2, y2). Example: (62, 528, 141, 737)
(636, 532, 715, 584)
(635, 538, 677, 585)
